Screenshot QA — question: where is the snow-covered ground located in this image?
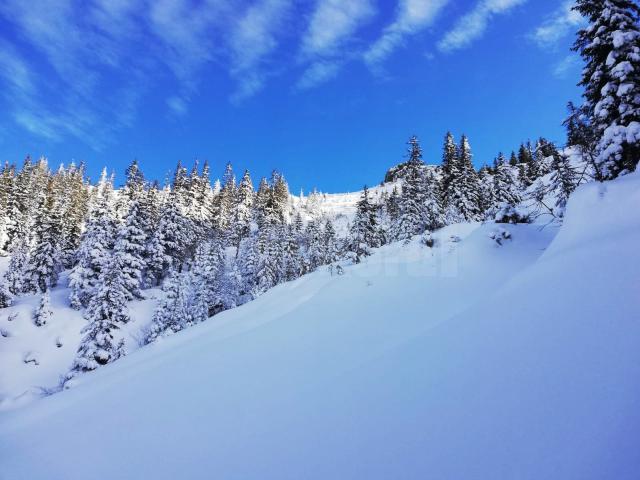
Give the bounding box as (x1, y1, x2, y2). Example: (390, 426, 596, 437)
(1, 172, 639, 479)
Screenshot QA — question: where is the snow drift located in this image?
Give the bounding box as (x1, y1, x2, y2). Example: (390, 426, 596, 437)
(1, 172, 639, 479)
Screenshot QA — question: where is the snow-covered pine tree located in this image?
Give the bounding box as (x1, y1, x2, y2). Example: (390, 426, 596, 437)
(509, 151, 518, 167)
(123, 160, 145, 202)
(114, 199, 147, 300)
(24, 179, 63, 293)
(271, 171, 290, 219)
(59, 163, 89, 268)
(0, 278, 14, 308)
(145, 271, 190, 343)
(191, 239, 226, 315)
(238, 234, 260, 298)
(441, 131, 458, 193)
(234, 169, 254, 249)
(69, 251, 129, 374)
(564, 101, 599, 170)
(348, 186, 380, 263)
(304, 219, 324, 270)
(215, 162, 236, 240)
(153, 194, 190, 276)
(493, 157, 522, 207)
(572, 0, 640, 179)
(445, 135, 483, 222)
(68, 174, 116, 309)
(383, 186, 401, 228)
(293, 211, 304, 236)
(255, 223, 284, 295)
(33, 289, 52, 327)
(549, 152, 579, 212)
(478, 165, 496, 213)
(393, 136, 428, 242)
(0, 163, 17, 252)
(423, 168, 445, 231)
(3, 241, 28, 296)
(283, 224, 304, 280)
(322, 219, 339, 264)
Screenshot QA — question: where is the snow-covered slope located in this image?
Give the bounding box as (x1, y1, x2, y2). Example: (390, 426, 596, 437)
(1, 172, 639, 479)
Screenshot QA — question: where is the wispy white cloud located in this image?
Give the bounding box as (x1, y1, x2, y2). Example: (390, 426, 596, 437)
(228, 0, 292, 103)
(552, 54, 580, 79)
(438, 0, 526, 53)
(296, 61, 342, 90)
(297, 0, 375, 90)
(0, 0, 231, 144)
(166, 96, 189, 117)
(364, 0, 449, 66)
(530, 1, 584, 49)
(301, 0, 375, 57)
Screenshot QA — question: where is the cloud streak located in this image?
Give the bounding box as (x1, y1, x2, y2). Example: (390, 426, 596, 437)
(228, 0, 292, 103)
(365, 0, 449, 66)
(297, 0, 375, 90)
(530, 1, 584, 49)
(438, 0, 526, 53)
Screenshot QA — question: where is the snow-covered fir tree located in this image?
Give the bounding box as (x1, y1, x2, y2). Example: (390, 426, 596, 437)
(145, 271, 190, 342)
(322, 219, 339, 264)
(0, 278, 14, 308)
(493, 157, 522, 208)
(234, 170, 254, 248)
(114, 199, 147, 300)
(572, 0, 640, 179)
(347, 186, 381, 263)
(305, 219, 324, 270)
(443, 134, 482, 222)
(68, 173, 116, 309)
(33, 289, 52, 327)
(548, 152, 579, 212)
(69, 251, 129, 375)
(24, 180, 63, 294)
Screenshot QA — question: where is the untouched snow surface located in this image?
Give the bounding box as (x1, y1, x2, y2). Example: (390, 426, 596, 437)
(1, 173, 639, 479)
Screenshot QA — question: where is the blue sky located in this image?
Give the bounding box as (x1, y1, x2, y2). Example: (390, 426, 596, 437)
(0, 0, 584, 193)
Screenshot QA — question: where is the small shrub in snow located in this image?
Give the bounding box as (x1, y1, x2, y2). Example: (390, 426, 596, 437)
(328, 264, 344, 276)
(489, 228, 512, 246)
(421, 231, 435, 248)
(8, 312, 18, 322)
(494, 203, 530, 224)
(23, 352, 39, 366)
